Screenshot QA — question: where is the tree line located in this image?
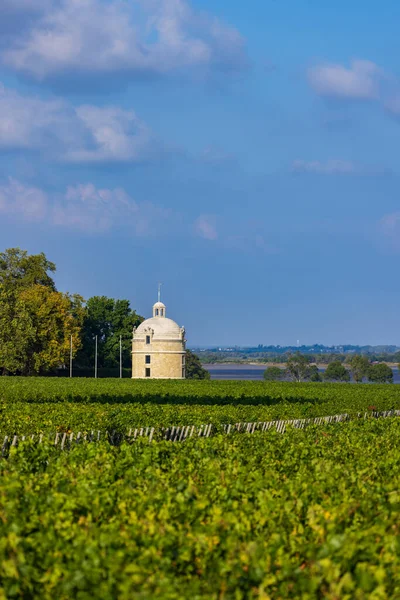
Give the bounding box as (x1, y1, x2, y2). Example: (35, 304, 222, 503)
(264, 354, 395, 384)
(0, 248, 209, 379)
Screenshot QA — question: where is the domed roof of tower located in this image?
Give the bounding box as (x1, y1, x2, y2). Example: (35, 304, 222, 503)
(135, 317, 182, 338)
(134, 299, 184, 339)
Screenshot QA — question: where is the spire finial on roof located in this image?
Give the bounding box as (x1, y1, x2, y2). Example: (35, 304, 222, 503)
(158, 282, 162, 303)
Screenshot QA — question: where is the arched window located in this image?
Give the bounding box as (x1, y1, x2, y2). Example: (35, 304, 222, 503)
(155, 309, 159, 316)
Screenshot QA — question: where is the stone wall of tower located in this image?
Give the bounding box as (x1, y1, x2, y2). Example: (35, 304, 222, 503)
(132, 338, 186, 379)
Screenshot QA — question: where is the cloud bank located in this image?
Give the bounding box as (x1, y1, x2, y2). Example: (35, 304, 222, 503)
(0, 83, 153, 162)
(1, 0, 247, 82)
(0, 178, 196, 238)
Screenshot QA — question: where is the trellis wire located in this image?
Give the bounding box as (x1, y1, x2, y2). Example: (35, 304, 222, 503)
(2, 409, 400, 457)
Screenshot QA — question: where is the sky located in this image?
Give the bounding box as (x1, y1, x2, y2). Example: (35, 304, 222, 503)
(1, 0, 400, 347)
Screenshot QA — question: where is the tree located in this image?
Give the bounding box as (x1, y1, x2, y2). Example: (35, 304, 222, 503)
(0, 284, 84, 376)
(263, 366, 285, 381)
(348, 355, 370, 383)
(286, 354, 312, 382)
(0, 248, 77, 375)
(308, 364, 322, 382)
(14, 286, 83, 375)
(324, 361, 350, 382)
(75, 296, 144, 369)
(368, 363, 393, 384)
(0, 248, 56, 292)
(185, 350, 210, 379)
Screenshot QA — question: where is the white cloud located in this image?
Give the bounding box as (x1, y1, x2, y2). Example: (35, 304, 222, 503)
(52, 183, 139, 232)
(2, 0, 51, 10)
(0, 83, 152, 162)
(1, 0, 246, 81)
(195, 214, 217, 240)
(0, 178, 175, 234)
(308, 60, 381, 100)
(0, 178, 47, 221)
(308, 58, 400, 127)
(66, 106, 152, 163)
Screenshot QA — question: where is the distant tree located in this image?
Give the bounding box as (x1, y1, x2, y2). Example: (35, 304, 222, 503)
(263, 366, 285, 381)
(75, 296, 144, 369)
(368, 363, 393, 384)
(348, 355, 370, 383)
(308, 364, 322, 382)
(324, 361, 350, 382)
(185, 350, 210, 379)
(286, 354, 312, 382)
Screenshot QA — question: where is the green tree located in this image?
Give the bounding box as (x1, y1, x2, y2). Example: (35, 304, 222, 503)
(0, 248, 84, 375)
(368, 363, 393, 384)
(286, 354, 312, 382)
(14, 286, 84, 375)
(0, 249, 58, 375)
(185, 350, 210, 379)
(263, 366, 285, 381)
(76, 296, 144, 369)
(308, 364, 322, 382)
(348, 355, 370, 383)
(324, 361, 350, 382)
(0, 247, 56, 292)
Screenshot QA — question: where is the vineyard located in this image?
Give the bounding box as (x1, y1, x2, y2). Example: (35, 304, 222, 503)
(1, 378, 400, 598)
(1, 377, 400, 437)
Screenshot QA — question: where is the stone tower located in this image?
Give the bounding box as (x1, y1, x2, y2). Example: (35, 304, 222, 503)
(132, 299, 186, 379)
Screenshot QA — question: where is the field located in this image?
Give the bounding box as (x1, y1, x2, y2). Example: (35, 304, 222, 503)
(2, 377, 400, 437)
(1, 378, 400, 598)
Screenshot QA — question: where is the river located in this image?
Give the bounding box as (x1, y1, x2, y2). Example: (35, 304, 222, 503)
(204, 363, 400, 383)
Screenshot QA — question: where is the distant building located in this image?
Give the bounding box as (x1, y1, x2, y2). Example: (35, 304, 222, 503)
(132, 298, 186, 379)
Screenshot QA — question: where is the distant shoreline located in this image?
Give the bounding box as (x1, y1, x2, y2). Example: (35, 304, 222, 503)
(204, 362, 287, 369)
(203, 361, 399, 369)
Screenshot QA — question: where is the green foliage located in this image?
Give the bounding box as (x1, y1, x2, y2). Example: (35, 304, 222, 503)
(0, 248, 83, 375)
(2, 378, 400, 438)
(286, 354, 319, 382)
(52, 367, 132, 378)
(76, 296, 143, 369)
(347, 355, 371, 383)
(185, 350, 210, 379)
(368, 363, 393, 384)
(2, 379, 400, 596)
(308, 365, 322, 382)
(15, 286, 84, 375)
(263, 366, 284, 381)
(324, 361, 350, 382)
(0, 247, 56, 292)
(1, 420, 400, 598)
(3, 376, 400, 407)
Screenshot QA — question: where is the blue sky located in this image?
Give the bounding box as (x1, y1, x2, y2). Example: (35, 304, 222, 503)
(1, 0, 400, 346)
